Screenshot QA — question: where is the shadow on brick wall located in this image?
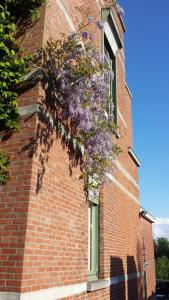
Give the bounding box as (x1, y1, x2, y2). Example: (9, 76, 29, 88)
(127, 255, 139, 300)
(20, 92, 83, 193)
(137, 241, 144, 299)
(109, 255, 141, 300)
(110, 256, 126, 300)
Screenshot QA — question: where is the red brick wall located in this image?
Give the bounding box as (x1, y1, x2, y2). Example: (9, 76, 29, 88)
(0, 1, 154, 299)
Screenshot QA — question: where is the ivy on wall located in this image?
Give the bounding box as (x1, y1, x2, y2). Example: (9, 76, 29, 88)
(0, 150, 9, 184)
(0, 0, 45, 183)
(4, 0, 46, 22)
(0, 0, 45, 130)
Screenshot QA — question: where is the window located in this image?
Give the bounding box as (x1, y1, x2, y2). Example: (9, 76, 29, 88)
(102, 7, 123, 125)
(88, 195, 99, 281)
(104, 36, 117, 124)
(87, 9, 122, 283)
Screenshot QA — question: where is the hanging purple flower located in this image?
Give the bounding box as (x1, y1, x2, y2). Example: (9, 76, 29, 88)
(87, 49, 93, 58)
(96, 20, 104, 30)
(91, 74, 97, 82)
(89, 33, 94, 41)
(68, 31, 75, 39)
(108, 70, 114, 81)
(86, 82, 92, 90)
(61, 82, 66, 90)
(82, 31, 88, 40)
(76, 45, 83, 54)
(104, 71, 109, 83)
(95, 54, 104, 63)
(116, 5, 125, 18)
(88, 16, 93, 23)
(43, 17, 118, 191)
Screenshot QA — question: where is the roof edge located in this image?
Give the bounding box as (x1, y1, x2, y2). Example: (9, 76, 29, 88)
(140, 207, 156, 223)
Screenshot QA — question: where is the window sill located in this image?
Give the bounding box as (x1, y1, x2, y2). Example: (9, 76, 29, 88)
(87, 279, 109, 292)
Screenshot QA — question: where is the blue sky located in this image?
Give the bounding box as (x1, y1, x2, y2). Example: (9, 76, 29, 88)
(119, 0, 169, 219)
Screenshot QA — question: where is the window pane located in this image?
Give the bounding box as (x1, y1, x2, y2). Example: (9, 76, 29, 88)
(104, 36, 117, 122)
(88, 206, 91, 271)
(88, 202, 99, 279)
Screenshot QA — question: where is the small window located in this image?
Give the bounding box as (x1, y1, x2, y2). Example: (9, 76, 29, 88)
(88, 198, 99, 281)
(104, 36, 117, 124)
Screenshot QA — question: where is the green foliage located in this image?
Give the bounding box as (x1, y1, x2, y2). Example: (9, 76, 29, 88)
(155, 237, 169, 259)
(0, 0, 45, 183)
(154, 239, 158, 260)
(0, 5, 26, 130)
(156, 256, 169, 280)
(154, 237, 169, 280)
(0, 0, 45, 131)
(0, 150, 9, 184)
(4, 0, 46, 22)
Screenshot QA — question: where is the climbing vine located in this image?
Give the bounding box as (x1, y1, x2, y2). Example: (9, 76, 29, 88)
(0, 150, 9, 184)
(0, 0, 45, 183)
(40, 12, 122, 190)
(0, 0, 45, 131)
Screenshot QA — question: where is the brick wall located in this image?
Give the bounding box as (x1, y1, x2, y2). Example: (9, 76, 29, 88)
(0, 1, 155, 299)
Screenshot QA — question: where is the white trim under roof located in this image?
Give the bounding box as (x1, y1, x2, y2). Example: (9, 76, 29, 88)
(140, 207, 156, 224)
(128, 147, 141, 167)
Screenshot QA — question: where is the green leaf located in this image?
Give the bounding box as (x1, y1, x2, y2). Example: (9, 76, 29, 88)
(11, 49, 15, 55)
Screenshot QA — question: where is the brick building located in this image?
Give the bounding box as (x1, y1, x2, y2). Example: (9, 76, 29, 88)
(0, 0, 156, 299)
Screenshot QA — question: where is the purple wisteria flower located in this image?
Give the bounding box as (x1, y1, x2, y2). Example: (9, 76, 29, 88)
(116, 4, 125, 17)
(91, 74, 97, 81)
(86, 82, 92, 90)
(61, 82, 66, 90)
(95, 54, 104, 63)
(82, 31, 88, 40)
(44, 20, 117, 191)
(108, 70, 114, 80)
(88, 16, 93, 23)
(68, 31, 75, 39)
(104, 71, 109, 83)
(86, 131, 112, 158)
(76, 46, 83, 54)
(89, 33, 94, 41)
(87, 49, 93, 58)
(78, 110, 92, 132)
(96, 21, 104, 30)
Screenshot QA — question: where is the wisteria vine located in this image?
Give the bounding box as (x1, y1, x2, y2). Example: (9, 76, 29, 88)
(40, 14, 122, 191)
